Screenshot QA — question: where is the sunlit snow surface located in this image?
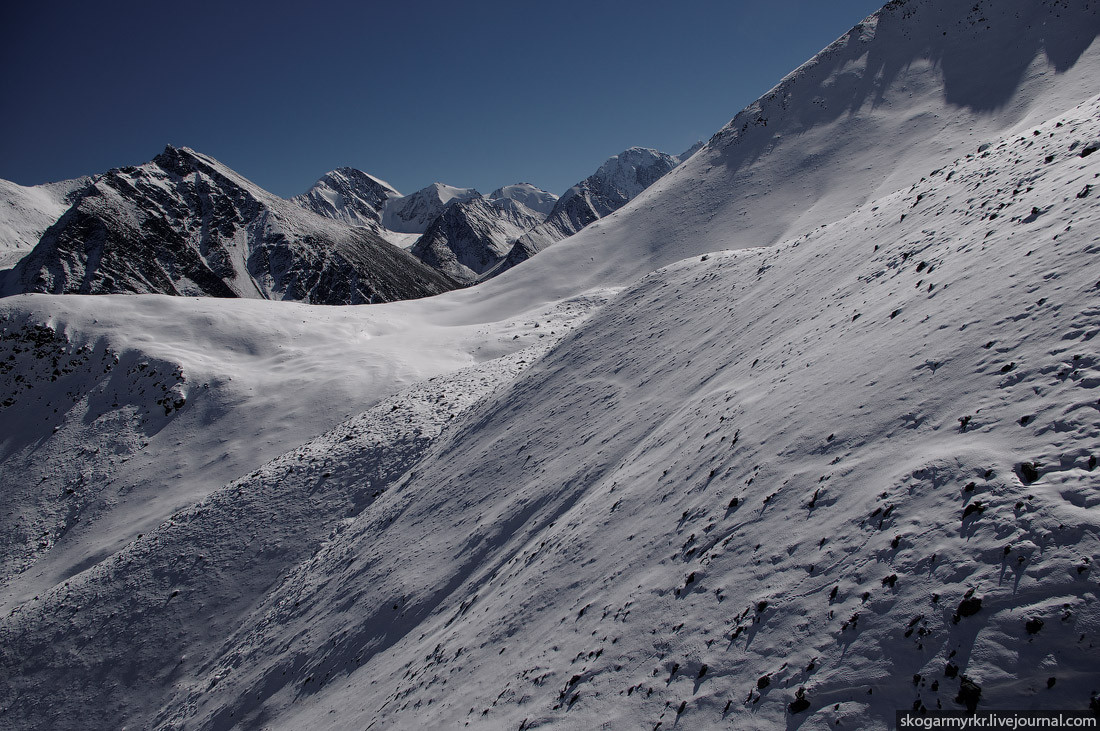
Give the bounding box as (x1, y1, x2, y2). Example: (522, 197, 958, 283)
(157, 94, 1100, 731)
(1, 1, 1099, 729)
(0, 177, 90, 268)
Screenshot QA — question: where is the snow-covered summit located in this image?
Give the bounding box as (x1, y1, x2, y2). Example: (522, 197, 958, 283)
(2, 1, 1099, 730)
(584, 146, 683, 208)
(293, 167, 400, 227)
(381, 182, 481, 234)
(488, 182, 558, 218)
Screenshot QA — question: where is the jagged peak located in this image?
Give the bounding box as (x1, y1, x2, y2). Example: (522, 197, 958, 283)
(319, 167, 400, 197)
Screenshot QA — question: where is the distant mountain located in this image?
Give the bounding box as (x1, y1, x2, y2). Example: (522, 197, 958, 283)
(0, 146, 456, 304)
(488, 183, 558, 217)
(409, 195, 544, 283)
(404, 147, 689, 285)
(380, 182, 481, 234)
(292, 167, 399, 228)
(493, 146, 688, 275)
(0, 176, 92, 268)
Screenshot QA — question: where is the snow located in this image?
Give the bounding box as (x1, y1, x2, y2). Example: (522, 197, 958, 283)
(1, 1, 1099, 729)
(1, 147, 454, 304)
(0, 289, 611, 611)
(160, 91, 1100, 731)
(0, 177, 90, 268)
(380, 183, 481, 233)
(489, 182, 558, 217)
(379, 230, 424, 250)
(293, 167, 401, 228)
(482, 0, 1100, 306)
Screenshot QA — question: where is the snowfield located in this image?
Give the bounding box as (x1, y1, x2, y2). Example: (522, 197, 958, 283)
(0, 1, 1098, 730)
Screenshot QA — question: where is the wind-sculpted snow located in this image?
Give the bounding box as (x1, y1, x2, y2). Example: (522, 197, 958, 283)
(151, 95, 1100, 730)
(0, 147, 456, 304)
(0, 290, 608, 731)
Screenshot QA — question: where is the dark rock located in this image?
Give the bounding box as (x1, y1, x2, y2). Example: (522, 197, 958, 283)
(955, 676, 981, 713)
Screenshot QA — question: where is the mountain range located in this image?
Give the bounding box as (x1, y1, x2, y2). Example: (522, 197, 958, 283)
(0, 0, 1098, 729)
(1, 141, 691, 297)
(0, 146, 456, 304)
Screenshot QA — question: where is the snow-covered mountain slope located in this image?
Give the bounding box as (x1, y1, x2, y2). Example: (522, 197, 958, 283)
(0, 287, 610, 731)
(381, 182, 481, 234)
(489, 182, 558, 218)
(484, 0, 1100, 310)
(292, 167, 400, 227)
(156, 91, 1100, 731)
(1, 1, 1099, 730)
(410, 196, 546, 283)
(497, 147, 683, 274)
(0, 147, 455, 304)
(0, 177, 91, 268)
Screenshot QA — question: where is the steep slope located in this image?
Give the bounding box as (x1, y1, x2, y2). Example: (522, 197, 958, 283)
(0, 147, 456, 304)
(483, 0, 1100, 309)
(292, 167, 400, 227)
(496, 147, 683, 274)
(0, 177, 92, 268)
(155, 92, 1100, 731)
(409, 196, 546, 283)
(381, 182, 481, 234)
(0, 288, 609, 731)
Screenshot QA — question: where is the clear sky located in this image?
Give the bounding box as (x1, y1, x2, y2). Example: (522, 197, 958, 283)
(1, 0, 884, 198)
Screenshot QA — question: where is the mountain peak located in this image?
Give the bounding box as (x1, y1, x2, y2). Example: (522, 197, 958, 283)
(294, 167, 402, 228)
(488, 182, 557, 218)
(380, 182, 481, 234)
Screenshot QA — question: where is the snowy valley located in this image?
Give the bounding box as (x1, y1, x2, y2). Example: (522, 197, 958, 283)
(1, 1, 1099, 730)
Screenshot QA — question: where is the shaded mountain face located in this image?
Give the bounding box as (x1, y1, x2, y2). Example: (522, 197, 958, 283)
(380, 182, 481, 234)
(0, 177, 92, 268)
(292, 167, 400, 227)
(409, 196, 544, 283)
(494, 146, 685, 275)
(0, 147, 457, 305)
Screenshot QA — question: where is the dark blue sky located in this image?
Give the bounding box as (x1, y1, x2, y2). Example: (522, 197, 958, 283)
(1, 1, 884, 198)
